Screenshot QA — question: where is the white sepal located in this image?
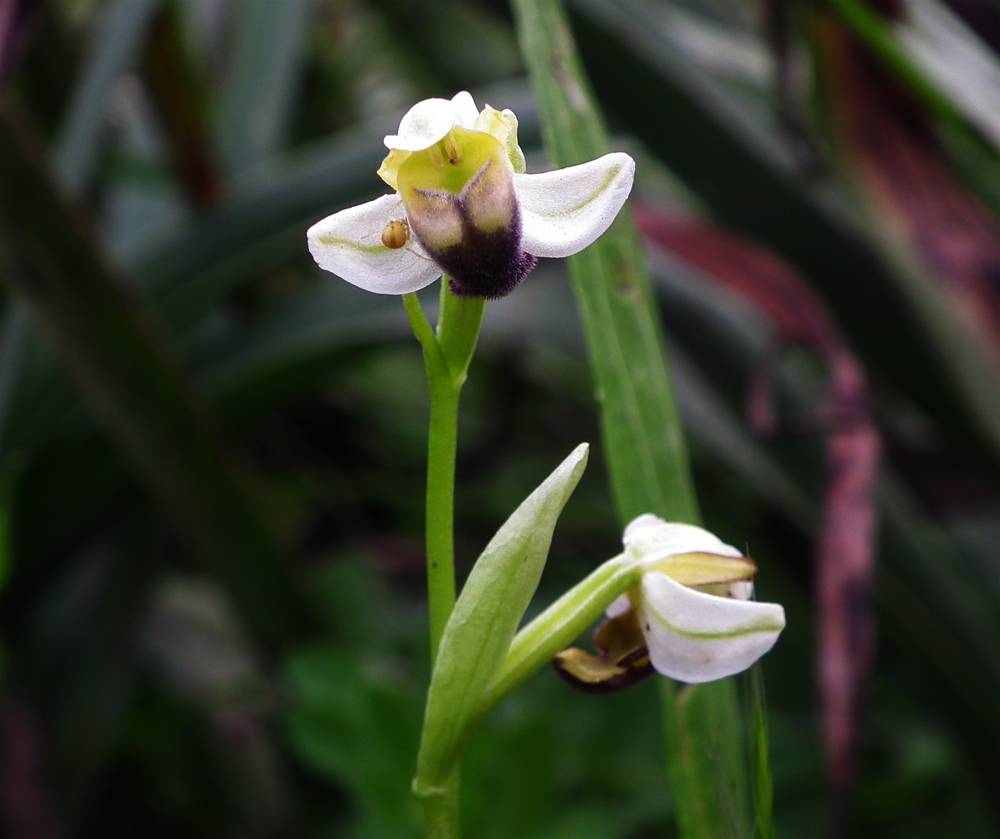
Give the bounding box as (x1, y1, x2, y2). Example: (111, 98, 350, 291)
(515, 152, 635, 258)
(306, 194, 440, 294)
(624, 516, 742, 564)
(451, 91, 480, 130)
(638, 572, 785, 684)
(384, 91, 479, 152)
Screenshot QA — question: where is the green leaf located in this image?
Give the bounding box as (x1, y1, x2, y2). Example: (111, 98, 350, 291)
(512, 0, 696, 526)
(414, 443, 589, 797)
(748, 666, 775, 839)
(512, 1, 762, 836)
(54, 0, 164, 191)
(216, 0, 308, 173)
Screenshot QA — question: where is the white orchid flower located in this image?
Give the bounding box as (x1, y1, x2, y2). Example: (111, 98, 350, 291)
(554, 515, 784, 691)
(617, 514, 785, 684)
(306, 91, 635, 299)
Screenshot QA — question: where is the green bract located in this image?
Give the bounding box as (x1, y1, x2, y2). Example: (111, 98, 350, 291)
(413, 443, 589, 799)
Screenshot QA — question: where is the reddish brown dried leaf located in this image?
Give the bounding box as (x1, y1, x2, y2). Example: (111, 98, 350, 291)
(816, 10, 1000, 359)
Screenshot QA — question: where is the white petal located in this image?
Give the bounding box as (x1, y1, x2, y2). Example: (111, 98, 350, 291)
(385, 97, 460, 152)
(451, 91, 480, 129)
(623, 515, 742, 563)
(638, 572, 785, 684)
(307, 194, 440, 295)
(623, 513, 666, 543)
(515, 152, 635, 258)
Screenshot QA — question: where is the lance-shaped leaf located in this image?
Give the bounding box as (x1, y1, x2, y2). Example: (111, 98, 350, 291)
(414, 443, 589, 798)
(513, 2, 760, 834)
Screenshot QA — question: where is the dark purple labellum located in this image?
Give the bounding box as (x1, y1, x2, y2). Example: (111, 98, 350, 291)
(408, 160, 538, 299)
(436, 202, 537, 299)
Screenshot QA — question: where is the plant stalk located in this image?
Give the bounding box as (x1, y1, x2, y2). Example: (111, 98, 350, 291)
(403, 286, 485, 838)
(420, 773, 461, 839)
(425, 376, 460, 661)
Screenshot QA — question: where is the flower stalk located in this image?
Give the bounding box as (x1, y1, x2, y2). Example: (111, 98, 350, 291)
(403, 286, 485, 838)
(481, 553, 633, 712)
(402, 287, 483, 660)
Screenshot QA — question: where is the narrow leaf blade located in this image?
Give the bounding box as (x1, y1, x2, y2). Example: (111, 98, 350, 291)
(512, 2, 762, 835)
(415, 443, 589, 794)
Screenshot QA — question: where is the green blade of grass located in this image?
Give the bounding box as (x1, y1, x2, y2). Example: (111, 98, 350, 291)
(53, 0, 163, 192)
(512, 0, 695, 526)
(512, 1, 764, 835)
(216, 0, 308, 174)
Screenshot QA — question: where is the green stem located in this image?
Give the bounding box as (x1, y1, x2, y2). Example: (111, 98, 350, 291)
(402, 286, 486, 839)
(420, 773, 461, 839)
(425, 377, 460, 661)
(402, 292, 455, 660)
(436, 281, 485, 385)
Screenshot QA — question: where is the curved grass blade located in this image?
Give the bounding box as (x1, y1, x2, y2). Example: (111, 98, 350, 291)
(512, 1, 763, 835)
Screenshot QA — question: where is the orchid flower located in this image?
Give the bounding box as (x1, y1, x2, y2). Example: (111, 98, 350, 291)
(555, 515, 785, 688)
(306, 91, 635, 299)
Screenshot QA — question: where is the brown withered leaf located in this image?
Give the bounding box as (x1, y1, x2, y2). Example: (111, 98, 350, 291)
(552, 607, 654, 694)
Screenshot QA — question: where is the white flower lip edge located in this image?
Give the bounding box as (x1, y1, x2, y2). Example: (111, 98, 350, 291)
(616, 514, 786, 684)
(383, 91, 479, 151)
(306, 90, 636, 295)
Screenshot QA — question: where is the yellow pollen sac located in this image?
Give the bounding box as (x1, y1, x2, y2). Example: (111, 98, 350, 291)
(381, 219, 409, 249)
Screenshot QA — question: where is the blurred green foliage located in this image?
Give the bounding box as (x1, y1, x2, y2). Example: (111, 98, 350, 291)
(1, 1, 1000, 837)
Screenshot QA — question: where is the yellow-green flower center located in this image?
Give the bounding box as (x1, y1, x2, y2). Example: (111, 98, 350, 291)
(396, 127, 508, 197)
(394, 127, 515, 253)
